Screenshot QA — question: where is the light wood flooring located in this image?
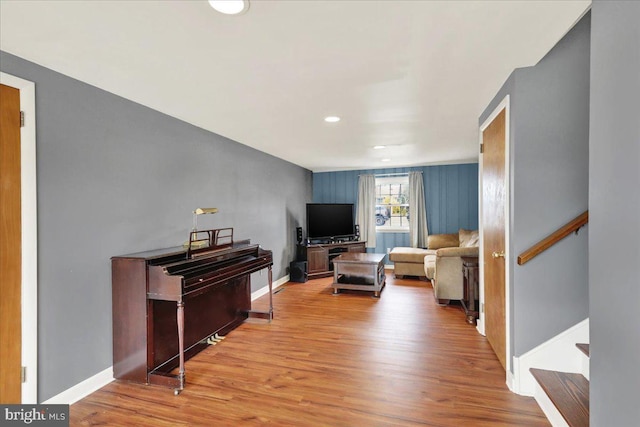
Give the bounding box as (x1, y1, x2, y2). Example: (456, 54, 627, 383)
(71, 272, 549, 426)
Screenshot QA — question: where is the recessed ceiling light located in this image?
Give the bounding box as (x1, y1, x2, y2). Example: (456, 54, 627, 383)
(373, 145, 386, 150)
(324, 116, 341, 123)
(208, 0, 249, 15)
(381, 158, 391, 162)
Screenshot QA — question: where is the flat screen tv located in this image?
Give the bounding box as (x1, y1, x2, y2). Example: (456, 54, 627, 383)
(306, 203, 355, 241)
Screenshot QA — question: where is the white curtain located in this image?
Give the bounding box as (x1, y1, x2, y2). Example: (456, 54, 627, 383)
(409, 171, 429, 247)
(356, 174, 376, 249)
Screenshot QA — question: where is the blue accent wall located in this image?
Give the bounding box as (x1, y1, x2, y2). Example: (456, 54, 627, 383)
(312, 164, 478, 257)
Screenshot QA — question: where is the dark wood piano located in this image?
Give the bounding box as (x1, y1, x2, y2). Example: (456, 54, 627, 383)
(111, 228, 273, 394)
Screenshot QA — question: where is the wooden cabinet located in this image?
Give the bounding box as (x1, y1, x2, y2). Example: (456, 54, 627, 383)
(461, 256, 480, 324)
(306, 246, 329, 274)
(296, 241, 366, 279)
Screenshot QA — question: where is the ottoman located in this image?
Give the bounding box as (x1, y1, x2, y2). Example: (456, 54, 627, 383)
(389, 247, 433, 279)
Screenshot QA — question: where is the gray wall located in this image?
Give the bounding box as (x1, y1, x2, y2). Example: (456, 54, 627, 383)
(480, 13, 590, 361)
(589, 1, 640, 425)
(0, 51, 312, 401)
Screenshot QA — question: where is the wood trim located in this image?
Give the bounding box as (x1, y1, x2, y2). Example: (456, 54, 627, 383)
(517, 211, 588, 265)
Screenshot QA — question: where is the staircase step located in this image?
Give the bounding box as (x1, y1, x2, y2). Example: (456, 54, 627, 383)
(530, 368, 589, 427)
(576, 343, 589, 357)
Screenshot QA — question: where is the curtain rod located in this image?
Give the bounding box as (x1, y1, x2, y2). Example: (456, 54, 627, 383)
(358, 171, 422, 177)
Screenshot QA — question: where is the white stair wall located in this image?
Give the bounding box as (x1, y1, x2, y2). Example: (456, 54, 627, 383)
(509, 318, 589, 396)
(579, 347, 590, 380)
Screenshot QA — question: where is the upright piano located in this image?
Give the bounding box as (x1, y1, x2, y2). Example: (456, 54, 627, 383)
(111, 228, 273, 394)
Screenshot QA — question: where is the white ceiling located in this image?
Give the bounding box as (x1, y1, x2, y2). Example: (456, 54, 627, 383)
(0, 0, 590, 172)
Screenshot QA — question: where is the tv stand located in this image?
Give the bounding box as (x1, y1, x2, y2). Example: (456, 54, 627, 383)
(296, 241, 366, 279)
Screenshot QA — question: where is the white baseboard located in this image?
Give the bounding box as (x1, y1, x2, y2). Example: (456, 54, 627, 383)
(251, 274, 288, 300)
(46, 275, 289, 405)
(43, 366, 114, 405)
(506, 369, 516, 393)
(511, 318, 589, 396)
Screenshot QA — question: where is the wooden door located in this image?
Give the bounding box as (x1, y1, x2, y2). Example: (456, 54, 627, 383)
(482, 108, 507, 370)
(0, 83, 22, 403)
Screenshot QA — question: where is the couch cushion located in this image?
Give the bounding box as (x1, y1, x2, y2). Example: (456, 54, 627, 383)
(435, 246, 480, 257)
(459, 229, 479, 247)
(423, 254, 436, 279)
(427, 233, 459, 249)
(389, 247, 430, 263)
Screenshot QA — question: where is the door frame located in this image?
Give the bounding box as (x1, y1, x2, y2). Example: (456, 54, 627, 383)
(477, 95, 511, 378)
(1, 72, 38, 403)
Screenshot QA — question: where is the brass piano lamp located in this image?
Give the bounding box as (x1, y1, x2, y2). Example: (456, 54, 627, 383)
(192, 207, 218, 231)
(184, 207, 218, 248)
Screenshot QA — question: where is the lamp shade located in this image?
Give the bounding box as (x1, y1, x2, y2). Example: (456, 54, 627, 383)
(194, 208, 218, 215)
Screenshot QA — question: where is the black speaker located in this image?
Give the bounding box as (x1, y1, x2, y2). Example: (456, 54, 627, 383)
(290, 261, 308, 283)
(296, 227, 303, 244)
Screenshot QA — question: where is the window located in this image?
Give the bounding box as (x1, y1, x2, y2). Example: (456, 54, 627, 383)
(375, 175, 409, 232)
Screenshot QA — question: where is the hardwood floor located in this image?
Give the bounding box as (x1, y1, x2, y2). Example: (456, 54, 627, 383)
(71, 273, 549, 426)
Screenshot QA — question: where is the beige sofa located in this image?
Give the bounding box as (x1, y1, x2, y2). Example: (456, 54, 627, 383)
(423, 229, 479, 305)
(388, 247, 431, 278)
(388, 229, 479, 305)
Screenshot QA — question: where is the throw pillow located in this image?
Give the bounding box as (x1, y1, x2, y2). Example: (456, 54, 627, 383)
(459, 229, 479, 247)
(427, 233, 459, 249)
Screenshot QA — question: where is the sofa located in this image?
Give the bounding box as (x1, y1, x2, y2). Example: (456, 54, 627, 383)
(388, 247, 431, 278)
(389, 229, 479, 305)
(424, 229, 479, 305)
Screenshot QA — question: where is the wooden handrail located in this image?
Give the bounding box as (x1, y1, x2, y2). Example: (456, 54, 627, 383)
(517, 211, 588, 265)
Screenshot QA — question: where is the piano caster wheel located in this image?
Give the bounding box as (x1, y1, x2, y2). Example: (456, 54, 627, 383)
(174, 389, 181, 396)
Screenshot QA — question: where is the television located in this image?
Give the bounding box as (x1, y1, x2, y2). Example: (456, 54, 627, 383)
(306, 203, 355, 241)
